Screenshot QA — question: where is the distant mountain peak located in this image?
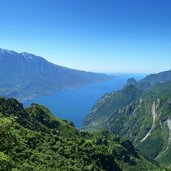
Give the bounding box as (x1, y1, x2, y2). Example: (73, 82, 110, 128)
(20, 52, 33, 59)
(0, 48, 16, 55)
(126, 78, 137, 86)
(0, 48, 113, 100)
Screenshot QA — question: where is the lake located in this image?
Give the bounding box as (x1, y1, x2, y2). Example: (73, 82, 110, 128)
(23, 74, 146, 128)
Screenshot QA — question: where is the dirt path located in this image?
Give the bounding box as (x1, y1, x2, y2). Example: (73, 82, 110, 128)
(167, 119, 171, 144)
(141, 102, 157, 142)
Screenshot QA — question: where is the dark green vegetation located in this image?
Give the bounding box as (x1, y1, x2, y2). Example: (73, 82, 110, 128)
(102, 83, 171, 166)
(0, 97, 158, 171)
(83, 70, 171, 168)
(0, 48, 112, 101)
(83, 85, 142, 129)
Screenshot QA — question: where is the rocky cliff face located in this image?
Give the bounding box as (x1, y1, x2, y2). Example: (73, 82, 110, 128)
(83, 77, 171, 167)
(104, 94, 171, 166)
(83, 85, 142, 129)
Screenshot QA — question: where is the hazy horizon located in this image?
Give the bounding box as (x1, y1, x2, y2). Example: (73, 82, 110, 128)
(0, 0, 171, 73)
(0, 47, 151, 75)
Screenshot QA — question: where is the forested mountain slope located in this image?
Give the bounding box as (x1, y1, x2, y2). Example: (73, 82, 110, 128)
(83, 81, 171, 167)
(0, 48, 112, 100)
(0, 97, 158, 171)
(83, 85, 142, 129)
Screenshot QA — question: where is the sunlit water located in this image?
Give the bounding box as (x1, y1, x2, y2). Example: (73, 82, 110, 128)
(23, 74, 146, 128)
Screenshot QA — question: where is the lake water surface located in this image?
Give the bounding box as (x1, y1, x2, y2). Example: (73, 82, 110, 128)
(24, 74, 146, 128)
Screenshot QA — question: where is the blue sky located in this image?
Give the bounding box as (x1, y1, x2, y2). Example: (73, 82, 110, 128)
(0, 0, 171, 73)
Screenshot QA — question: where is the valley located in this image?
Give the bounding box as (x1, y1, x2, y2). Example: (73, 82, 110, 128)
(23, 74, 144, 128)
(1, 0, 171, 170)
(1, 48, 171, 169)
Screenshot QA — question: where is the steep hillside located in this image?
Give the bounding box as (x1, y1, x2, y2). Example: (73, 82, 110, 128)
(0, 48, 112, 100)
(83, 85, 142, 129)
(0, 97, 158, 171)
(84, 82, 171, 167)
(126, 70, 171, 90)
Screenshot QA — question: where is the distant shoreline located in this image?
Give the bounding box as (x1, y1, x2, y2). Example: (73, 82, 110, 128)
(17, 79, 116, 103)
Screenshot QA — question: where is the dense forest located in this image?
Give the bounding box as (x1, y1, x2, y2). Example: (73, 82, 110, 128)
(0, 97, 158, 171)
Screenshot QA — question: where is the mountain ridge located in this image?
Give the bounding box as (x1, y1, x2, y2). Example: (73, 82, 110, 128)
(0, 48, 113, 101)
(83, 69, 171, 130)
(125, 70, 171, 90)
(83, 85, 142, 129)
(83, 70, 171, 167)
